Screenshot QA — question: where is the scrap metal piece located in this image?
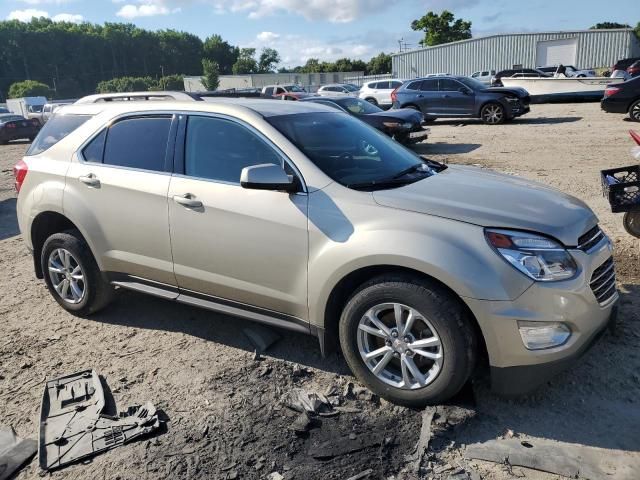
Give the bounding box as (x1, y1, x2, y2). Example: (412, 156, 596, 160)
(39, 369, 160, 471)
(0, 427, 37, 480)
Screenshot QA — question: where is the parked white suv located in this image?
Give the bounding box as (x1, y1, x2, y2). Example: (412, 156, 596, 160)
(15, 100, 617, 406)
(317, 84, 360, 97)
(359, 79, 405, 107)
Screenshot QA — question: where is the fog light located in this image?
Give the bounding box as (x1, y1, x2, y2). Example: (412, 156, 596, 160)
(517, 321, 571, 350)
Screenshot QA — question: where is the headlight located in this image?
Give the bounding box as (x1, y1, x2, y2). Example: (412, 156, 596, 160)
(401, 122, 413, 129)
(485, 229, 577, 282)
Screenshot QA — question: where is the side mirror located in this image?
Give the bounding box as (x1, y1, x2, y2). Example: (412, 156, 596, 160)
(240, 163, 297, 192)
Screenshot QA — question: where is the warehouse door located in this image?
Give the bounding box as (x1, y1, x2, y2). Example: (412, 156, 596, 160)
(536, 38, 577, 67)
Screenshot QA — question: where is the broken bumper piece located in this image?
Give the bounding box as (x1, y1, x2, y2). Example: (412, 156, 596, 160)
(39, 369, 160, 472)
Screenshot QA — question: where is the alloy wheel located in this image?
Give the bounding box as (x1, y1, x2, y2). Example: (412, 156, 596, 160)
(631, 102, 640, 121)
(356, 303, 443, 390)
(482, 104, 503, 124)
(47, 248, 86, 304)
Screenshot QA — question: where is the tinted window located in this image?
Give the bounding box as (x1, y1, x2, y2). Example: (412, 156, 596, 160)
(438, 79, 462, 91)
(264, 87, 274, 96)
(185, 116, 282, 183)
(391, 81, 403, 88)
(103, 116, 171, 171)
(337, 98, 382, 115)
(82, 129, 106, 163)
(26, 114, 90, 156)
(406, 81, 422, 90)
(420, 79, 438, 91)
(471, 72, 479, 78)
(377, 81, 391, 89)
(267, 112, 433, 187)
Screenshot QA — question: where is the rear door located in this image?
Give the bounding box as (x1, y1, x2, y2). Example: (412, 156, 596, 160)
(437, 78, 475, 116)
(417, 79, 441, 115)
(64, 114, 177, 286)
(373, 81, 390, 104)
(167, 114, 309, 319)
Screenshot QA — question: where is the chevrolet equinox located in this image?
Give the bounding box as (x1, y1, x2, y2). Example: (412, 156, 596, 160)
(15, 100, 617, 406)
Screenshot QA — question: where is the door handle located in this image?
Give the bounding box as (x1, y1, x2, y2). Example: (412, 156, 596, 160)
(417, 94, 424, 98)
(442, 94, 451, 98)
(173, 194, 203, 209)
(79, 174, 100, 187)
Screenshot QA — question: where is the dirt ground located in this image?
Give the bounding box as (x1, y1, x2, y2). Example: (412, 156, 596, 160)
(1, 102, 639, 480)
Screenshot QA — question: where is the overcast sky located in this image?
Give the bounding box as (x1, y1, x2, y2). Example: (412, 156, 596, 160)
(3, 0, 638, 67)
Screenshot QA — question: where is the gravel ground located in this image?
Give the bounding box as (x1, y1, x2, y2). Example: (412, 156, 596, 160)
(0, 103, 639, 480)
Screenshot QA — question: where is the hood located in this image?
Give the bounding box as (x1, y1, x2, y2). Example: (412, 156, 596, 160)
(483, 86, 529, 98)
(368, 108, 423, 124)
(372, 165, 597, 246)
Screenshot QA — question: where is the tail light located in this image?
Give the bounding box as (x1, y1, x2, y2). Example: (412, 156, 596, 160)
(391, 86, 399, 103)
(6, 122, 15, 129)
(13, 159, 28, 193)
(604, 87, 621, 97)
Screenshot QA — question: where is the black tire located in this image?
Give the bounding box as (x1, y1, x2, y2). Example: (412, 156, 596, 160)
(365, 97, 378, 106)
(339, 274, 476, 407)
(480, 102, 506, 125)
(629, 100, 640, 122)
(623, 208, 640, 238)
(41, 229, 113, 316)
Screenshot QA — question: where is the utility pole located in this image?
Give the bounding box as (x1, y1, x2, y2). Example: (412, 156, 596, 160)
(160, 65, 165, 90)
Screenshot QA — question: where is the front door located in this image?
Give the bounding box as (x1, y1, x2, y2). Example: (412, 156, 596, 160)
(436, 78, 475, 116)
(167, 114, 309, 320)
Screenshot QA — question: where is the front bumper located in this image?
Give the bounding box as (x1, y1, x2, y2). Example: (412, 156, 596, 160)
(396, 127, 430, 145)
(464, 236, 617, 395)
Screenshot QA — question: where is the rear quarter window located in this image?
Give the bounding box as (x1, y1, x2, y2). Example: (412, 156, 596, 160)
(26, 114, 90, 156)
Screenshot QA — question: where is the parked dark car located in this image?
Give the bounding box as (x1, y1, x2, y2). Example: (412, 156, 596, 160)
(601, 75, 640, 122)
(391, 76, 530, 125)
(627, 60, 640, 78)
(0, 114, 40, 144)
(491, 68, 550, 86)
(300, 96, 429, 144)
(612, 57, 640, 73)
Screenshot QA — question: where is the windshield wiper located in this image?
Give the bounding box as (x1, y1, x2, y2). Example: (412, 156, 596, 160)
(347, 178, 418, 191)
(391, 162, 427, 179)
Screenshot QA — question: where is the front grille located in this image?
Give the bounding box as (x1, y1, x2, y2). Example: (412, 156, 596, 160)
(578, 226, 605, 252)
(589, 257, 617, 305)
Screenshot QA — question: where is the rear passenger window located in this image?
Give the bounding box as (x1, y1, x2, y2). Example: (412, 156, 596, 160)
(26, 114, 90, 156)
(264, 87, 274, 96)
(185, 116, 282, 183)
(439, 79, 462, 91)
(406, 81, 422, 90)
(103, 116, 171, 171)
(391, 81, 402, 88)
(420, 79, 438, 91)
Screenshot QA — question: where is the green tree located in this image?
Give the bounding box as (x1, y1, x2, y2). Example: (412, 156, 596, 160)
(95, 76, 158, 93)
(590, 22, 631, 29)
(411, 10, 472, 46)
(204, 34, 239, 74)
(8, 80, 50, 98)
(367, 53, 392, 75)
(160, 74, 185, 91)
(636, 22, 640, 39)
(201, 59, 220, 90)
(232, 48, 258, 74)
(258, 48, 280, 73)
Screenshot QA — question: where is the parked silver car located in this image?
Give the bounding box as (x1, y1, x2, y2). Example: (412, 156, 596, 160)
(15, 100, 617, 405)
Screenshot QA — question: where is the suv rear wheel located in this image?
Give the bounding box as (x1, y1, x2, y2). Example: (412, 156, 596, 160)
(339, 275, 476, 406)
(41, 230, 113, 316)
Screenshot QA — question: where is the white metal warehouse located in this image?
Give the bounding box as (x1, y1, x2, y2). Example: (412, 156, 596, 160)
(392, 29, 640, 78)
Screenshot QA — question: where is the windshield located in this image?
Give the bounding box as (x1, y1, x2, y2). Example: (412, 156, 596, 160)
(344, 84, 360, 92)
(28, 105, 44, 113)
(285, 85, 305, 92)
(266, 112, 434, 189)
(337, 97, 383, 115)
(459, 77, 486, 90)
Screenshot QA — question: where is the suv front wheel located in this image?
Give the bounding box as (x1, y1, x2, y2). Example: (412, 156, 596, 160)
(41, 230, 113, 316)
(339, 275, 476, 406)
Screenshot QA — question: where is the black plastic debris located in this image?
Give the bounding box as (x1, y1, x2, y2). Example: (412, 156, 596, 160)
(0, 426, 37, 480)
(39, 369, 160, 471)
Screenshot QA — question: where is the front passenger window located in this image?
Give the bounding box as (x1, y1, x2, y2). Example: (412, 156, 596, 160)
(185, 116, 282, 184)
